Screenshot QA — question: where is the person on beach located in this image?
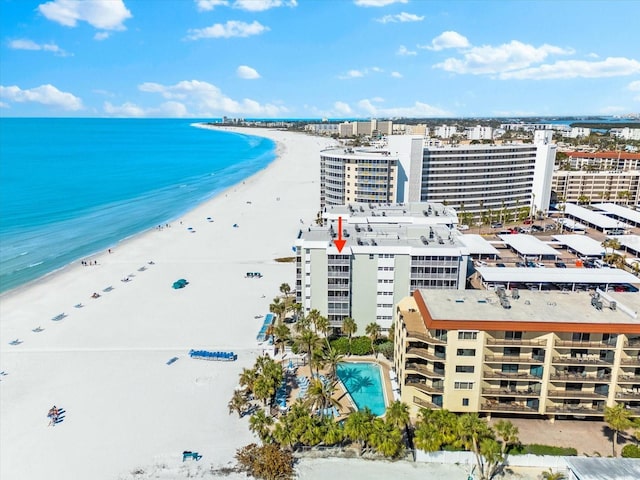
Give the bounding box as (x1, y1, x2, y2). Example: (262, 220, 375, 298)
(47, 406, 59, 426)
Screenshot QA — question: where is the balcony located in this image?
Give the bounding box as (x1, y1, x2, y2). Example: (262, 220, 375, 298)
(552, 356, 613, 366)
(618, 374, 640, 383)
(555, 340, 617, 349)
(406, 381, 444, 395)
(482, 371, 541, 381)
(624, 338, 640, 348)
(407, 347, 446, 362)
(550, 373, 611, 382)
(547, 390, 607, 399)
(546, 405, 604, 415)
(481, 402, 537, 413)
(621, 357, 640, 365)
(485, 355, 544, 364)
(616, 390, 640, 400)
(482, 388, 540, 397)
(405, 362, 445, 378)
(486, 338, 546, 347)
(412, 396, 442, 410)
(406, 331, 447, 345)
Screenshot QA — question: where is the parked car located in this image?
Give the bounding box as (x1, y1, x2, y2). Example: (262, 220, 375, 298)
(496, 263, 506, 268)
(523, 219, 533, 224)
(457, 224, 470, 231)
(555, 261, 567, 268)
(516, 262, 526, 267)
(526, 261, 536, 268)
(531, 225, 544, 232)
(491, 222, 502, 228)
(536, 262, 546, 268)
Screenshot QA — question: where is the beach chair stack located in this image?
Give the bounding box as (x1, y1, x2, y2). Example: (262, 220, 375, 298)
(296, 376, 309, 399)
(188, 349, 237, 361)
(275, 378, 288, 409)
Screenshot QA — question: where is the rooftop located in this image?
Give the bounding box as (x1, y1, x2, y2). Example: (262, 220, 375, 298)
(497, 233, 560, 257)
(323, 202, 458, 224)
(475, 266, 639, 286)
(593, 202, 640, 225)
(417, 288, 640, 327)
(551, 234, 606, 257)
(564, 203, 633, 230)
(565, 457, 640, 480)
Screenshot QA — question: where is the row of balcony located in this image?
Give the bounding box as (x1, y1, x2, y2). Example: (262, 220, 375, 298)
(407, 334, 640, 350)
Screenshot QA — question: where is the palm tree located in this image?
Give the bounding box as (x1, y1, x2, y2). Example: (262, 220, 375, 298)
(344, 408, 375, 454)
(249, 409, 274, 443)
(295, 329, 323, 374)
(269, 297, 286, 325)
(279, 283, 291, 302)
(272, 323, 291, 355)
(368, 418, 403, 457)
(228, 390, 249, 418)
(341, 317, 357, 355)
(365, 322, 381, 357)
(314, 314, 331, 348)
(322, 346, 345, 381)
(605, 403, 633, 457)
(458, 413, 495, 480)
(304, 378, 340, 417)
(413, 408, 460, 451)
(541, 469, 567, 480)
(239, 367, 257, 393)
(384, 400, 410, 431)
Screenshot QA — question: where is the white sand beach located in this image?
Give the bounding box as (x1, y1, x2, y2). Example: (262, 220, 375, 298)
(0, 126, 337, 479)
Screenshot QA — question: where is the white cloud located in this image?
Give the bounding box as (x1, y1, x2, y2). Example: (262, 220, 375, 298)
(397, 45, 416, 56)
(0, 101, 9, 108)
(587, 52, 599, 59)
(599, 105, 628, 114)
(355, 0, 407, 6)
(8, 38, 70, 56)
(339, 69, 365, 79)
(186, 20, 269, 40)
(370, 66, 383, 73)
(391, 71, 402, 78)
(0, 84, 83, 110)
(38, 0, 132, 30)
(500, 57, 640, 80)
(357, 98, 451, 117)
(421, 31, 470, 51)
(232, 0, 297, 11)
(435, 40, 574, 75)
(376, 12, 423, 23)
(334, 101, 352, 115)
(195, 0, 229, 10)
(94, 32, 110, 41)
(138, 79, 288, 116)
(628, 80, 640, 91)
(237, 65, 261, 79)
(104, 101, 146, 117)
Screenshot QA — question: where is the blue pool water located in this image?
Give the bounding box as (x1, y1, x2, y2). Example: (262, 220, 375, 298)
(336, 362, 387, 416)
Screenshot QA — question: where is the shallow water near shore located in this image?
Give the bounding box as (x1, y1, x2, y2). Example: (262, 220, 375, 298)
(0, 118, 275, 293)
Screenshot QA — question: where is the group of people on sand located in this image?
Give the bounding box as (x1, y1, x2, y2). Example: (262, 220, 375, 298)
(81, 260, 98, 266)
(47, 406, 60, 426)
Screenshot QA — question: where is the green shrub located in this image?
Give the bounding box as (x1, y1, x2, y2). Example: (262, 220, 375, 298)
(329, 337, 349, 355)
(622, 444, 640, 458)
(350, 336, 373, 355)
(376, 341, 394, 360)
(510, 444, 577, 456)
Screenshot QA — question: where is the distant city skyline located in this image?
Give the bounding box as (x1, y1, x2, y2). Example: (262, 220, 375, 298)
(1, 0, 639, 118)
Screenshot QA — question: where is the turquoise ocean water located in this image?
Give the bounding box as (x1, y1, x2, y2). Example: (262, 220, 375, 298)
(0, 118, 275, 293)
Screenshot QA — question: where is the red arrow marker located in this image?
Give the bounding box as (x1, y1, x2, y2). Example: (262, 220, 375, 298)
(333, 216, 346, 253)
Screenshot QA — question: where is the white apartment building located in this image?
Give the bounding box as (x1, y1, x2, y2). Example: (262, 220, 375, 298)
(552, 170, 640, 205)
(611, 127, 640, 141)
(305, 123, 339, 135)
(562, 127, 591, 139)
(466, 125, 494, 141)
(338, 122, 357, 137)
(433, 124, 457, 139)
(295, 203, 469, 332)
(564, 151, 640, 171)
(320, 132, 557, 220)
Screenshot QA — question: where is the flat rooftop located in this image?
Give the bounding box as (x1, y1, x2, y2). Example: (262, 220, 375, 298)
(476, 266, 639, 285)
(300, 222, 467, 252)
(565, 203, 632, 230)
(551, 234, 605, 257)
(324, 202, 458, 224)
(593, 202, 640, 225)
(417, 289, 640, 326)
(498, 234, 560, 257)
(457, 234, 501, 256)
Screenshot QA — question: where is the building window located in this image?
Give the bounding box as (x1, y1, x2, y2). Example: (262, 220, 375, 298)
(454, 382, 474, 390)
(456, 365, 475, 373)
(458, 331, 478, 340)
(369, 254, 375, 260)
(457, 349, 476, 357)
(505, 331, 522, 340)
(462, 398, 469, 407)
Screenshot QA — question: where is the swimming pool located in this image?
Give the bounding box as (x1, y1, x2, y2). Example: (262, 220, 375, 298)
(336, 362, 387, 417)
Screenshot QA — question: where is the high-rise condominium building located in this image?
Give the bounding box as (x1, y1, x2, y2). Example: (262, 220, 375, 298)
(295, 203, 469, 332)
(394, 288, 640, 420)
(320, 132, 556, 221)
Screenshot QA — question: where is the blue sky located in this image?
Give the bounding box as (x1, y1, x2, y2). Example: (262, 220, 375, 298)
(1, 0, 639, 118)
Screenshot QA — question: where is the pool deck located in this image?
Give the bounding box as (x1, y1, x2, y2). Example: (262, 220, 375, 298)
(276, 354, 395, 419)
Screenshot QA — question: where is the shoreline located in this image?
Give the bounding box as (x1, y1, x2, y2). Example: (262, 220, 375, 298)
(0, 127, 337, 480)
(0, 124, 280, 299)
